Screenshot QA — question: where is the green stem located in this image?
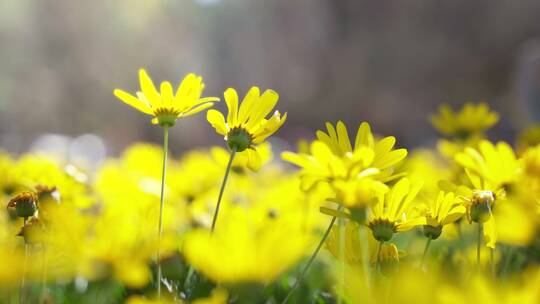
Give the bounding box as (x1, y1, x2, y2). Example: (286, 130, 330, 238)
(421, 238, 432, 268)
(157, 126, 169, 300)
(20, 243, 29, 304)
(490, 248, 495, 279)
(211, 146, 237, 232)
(359, 225, 371, 289)
(476, 223, 482, 267)
(502, 245, 514, 277)
(337, 216, 345, 304)
(281, 216, 337, 304)
(376, 241, 382, 274)
(41, 243, 48, 300)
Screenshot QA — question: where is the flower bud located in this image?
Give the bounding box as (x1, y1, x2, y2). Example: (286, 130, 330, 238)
(7, 192, 37, 219)
(469, 190, 494, 223)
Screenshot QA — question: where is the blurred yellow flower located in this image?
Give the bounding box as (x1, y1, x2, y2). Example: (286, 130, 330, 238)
(455, 140, 521, 190)
(183, 205, 309, 284)
(325, 220, 363, 265)
(332, 177, 389, 209)
(207, 87, 286, 170)
(114, 69, 219, 126)
(430, 103, 499, 138)
(516, 124, 540, 154)
(521, 144, 540, 195)
(210, 142, 273, 173)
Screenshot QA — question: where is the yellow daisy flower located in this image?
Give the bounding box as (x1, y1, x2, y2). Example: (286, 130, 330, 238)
(282, 121, 407, 190)
(516, 124, 540, 154)
(419, 191, 466, 239)
(455, 140, 521, 191)
(206, 87, 286, 231)
(114, 69, 219, 127)
(430, 103, 499, 138)
(207, 87, 287, 169)
(367, 178, 425, 242)
(316, 121, 407, 171)
(440, 171, 501, 249)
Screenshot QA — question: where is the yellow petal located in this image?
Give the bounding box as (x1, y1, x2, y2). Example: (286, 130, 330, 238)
(336, 121, 352, 153)
(441, 206, 466, 225)
(484, 216, 497, 249)
(354, 122, 374, 149)
(396, 216, 426, 232)
(246, 148, 262, 171)
(238, 87, 260, 123)
(181, 102, 216, 117)
(224, 88, 239, 125)
(175, 73, 198, 100)
(246, 89, 279, 129)
(388, 178, 410, 219)
(207, 110, 228, 136)
(160, 81, 174, 107)
(373, 149, 407, 170)
(374, 136, 396, 156)
(138, 69, 161, 107)
(113, 89, 153, 115)
(252, 112, 287, 144)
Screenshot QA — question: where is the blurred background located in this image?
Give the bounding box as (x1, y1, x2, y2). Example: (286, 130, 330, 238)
(2, 0, 540, 160)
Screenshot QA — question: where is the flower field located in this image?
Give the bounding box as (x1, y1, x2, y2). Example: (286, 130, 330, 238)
(2, 69, 540, 304)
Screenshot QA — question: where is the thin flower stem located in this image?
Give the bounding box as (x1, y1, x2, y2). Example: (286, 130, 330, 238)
(421, 238, 432, 268)
(20, 242, 29, 304)
(359, 225, 371, 289)
(337, 216, 345, 304)
(476, 223, 482, 267)
(157, 126, 169, 300)
(281, 216, 337, 304)
(211, 146, 237, 232)
(490, 248, 495, 279)
(41, 242, 48, 299)
(502, 245, 514, 277)
(376, 241, 382, 274)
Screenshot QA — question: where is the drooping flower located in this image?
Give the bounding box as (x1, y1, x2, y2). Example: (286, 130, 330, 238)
(114, 69, 219, 127)
(207, 87, 286, 171)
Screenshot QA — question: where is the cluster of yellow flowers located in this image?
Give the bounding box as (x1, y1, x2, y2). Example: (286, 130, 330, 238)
(2, 70, 540, 304)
